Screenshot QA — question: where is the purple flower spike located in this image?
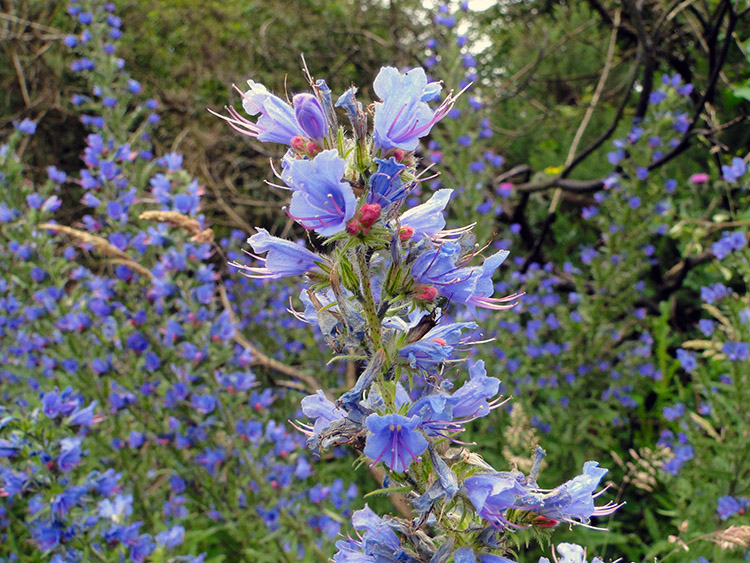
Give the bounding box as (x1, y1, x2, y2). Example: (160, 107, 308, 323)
(231, 228, 322, 279)
(364, 413, 428, 473)
(284, 149, 356, 236)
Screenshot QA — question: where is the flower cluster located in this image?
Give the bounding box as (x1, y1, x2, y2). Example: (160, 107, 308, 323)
(1, 1, 354, 560)
(220, 60, 619, 561)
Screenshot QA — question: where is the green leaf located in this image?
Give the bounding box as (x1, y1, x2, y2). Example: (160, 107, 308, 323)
(733, 86, 750, 101)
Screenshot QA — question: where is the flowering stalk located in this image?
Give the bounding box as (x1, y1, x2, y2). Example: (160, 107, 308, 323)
(220, 62, 621, 561)
(356, 250, 383, 351)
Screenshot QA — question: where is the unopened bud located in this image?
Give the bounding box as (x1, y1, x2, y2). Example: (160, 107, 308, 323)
(393, 149, 406, 163)
(346, 219, 360, 235)
(293, 93, 328, 141)
(306, 141, 321, 156)
(399, 226, 414, 241)
(291, 136, 306, 152)
(358, 203, 381, 227)
(533, 516, 558, 528)
(414, 285, 438, 301)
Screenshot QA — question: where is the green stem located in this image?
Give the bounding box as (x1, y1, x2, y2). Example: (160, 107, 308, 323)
(357, 251, 382, 351)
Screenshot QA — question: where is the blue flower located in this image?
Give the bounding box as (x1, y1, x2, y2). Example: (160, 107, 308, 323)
(519, 462, 620, 525)
(463, 472, 529, 528)
(399, 320, 477, 371)
(215, 79, 305, 145)
(334, 86, 368, 140)
(284, 150, 356, 236)
(31, 520, 62, 551)
(47, 166, 67, 183)
(67, 400, 98, 426)
(411, 243, 519, 310)
(195, 447, 225, 476)
(192, 393, 216, 415)
(399, 189, 452, 240)
(333, 504, 401, 562)
(372, 66, 450, 152)
(675, 348, 697, 372)
(156, 525, 185, 548)
(712, 230, 746, 259)
(662, 403, 684, 421)
(717, 496, 741, 519)
(722, 156, 746, 182)
(293, 93, 327, 141)
(364, 413, 428, 473)
(405, 392, 459, 438)
(56, 438, 83, 472)
(723, 341, 749, 361)
(451, 360, 502, 419)
(367, 157, 407, 206)
(300, 390, 346, 435)
(232, 228, 322, 279)
(455, 549, 517, 563)
(14, 118, 37, 135)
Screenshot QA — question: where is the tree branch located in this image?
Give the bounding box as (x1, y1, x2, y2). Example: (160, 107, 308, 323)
(217, 283, 324, 395)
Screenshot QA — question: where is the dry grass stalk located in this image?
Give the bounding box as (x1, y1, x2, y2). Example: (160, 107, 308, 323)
(105, 259, 155, 280)
(38, 223, 131, 260)
(502, 404, 541, 474)
(706, 526, 750, 550)
(615, 446, 671, 493)
(138, 210, 214, 243)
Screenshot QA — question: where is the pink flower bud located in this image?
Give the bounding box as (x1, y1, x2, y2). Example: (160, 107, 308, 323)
(346, 219, 361, 235)
(690, 173, 709, 184)
(291, 136, 306, 152)
(358, 203, 381, 227)
(399, 226, 414, 241)
(414, 285, 437, 301)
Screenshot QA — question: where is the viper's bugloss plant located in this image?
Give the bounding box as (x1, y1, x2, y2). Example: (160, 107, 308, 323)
(218, 60, 622, 562)
(5, 1, 749, 562)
